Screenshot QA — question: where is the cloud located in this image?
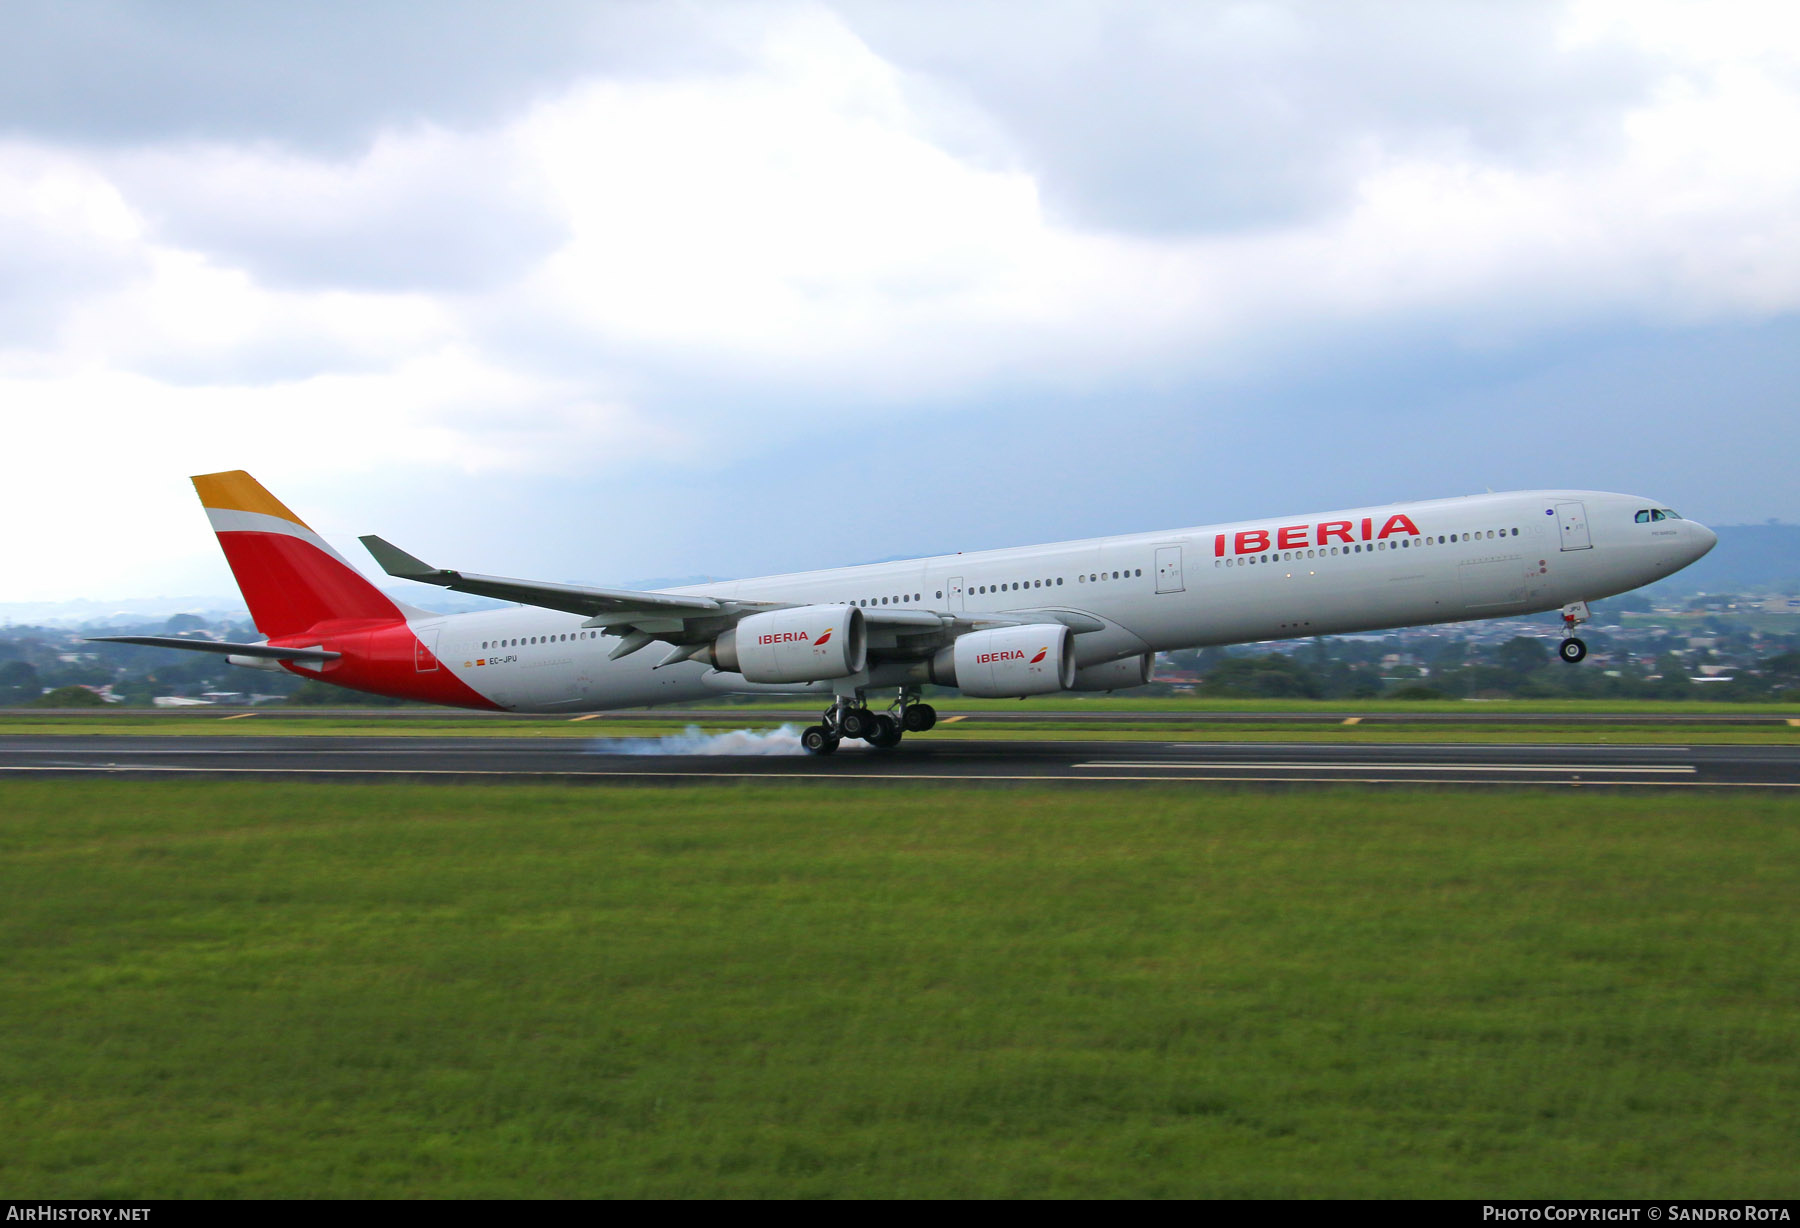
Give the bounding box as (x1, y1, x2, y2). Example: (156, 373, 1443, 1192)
(840, 0, 1667, 235)
(4, 2, 1800, 603)
(110, 125, 566, 293)
(0, 0, 750, 154)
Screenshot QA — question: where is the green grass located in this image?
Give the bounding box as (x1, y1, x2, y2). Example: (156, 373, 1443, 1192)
(2, 781, 1797, 1197)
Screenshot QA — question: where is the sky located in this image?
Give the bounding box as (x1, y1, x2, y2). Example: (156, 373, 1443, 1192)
(4, 0, 1799, 604)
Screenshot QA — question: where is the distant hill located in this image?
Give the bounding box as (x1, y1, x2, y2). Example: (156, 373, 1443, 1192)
(1644, 523, 1800, 595)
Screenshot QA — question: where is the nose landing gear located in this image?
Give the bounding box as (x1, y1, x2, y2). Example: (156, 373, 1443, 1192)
(1559, 600, 1591, 664)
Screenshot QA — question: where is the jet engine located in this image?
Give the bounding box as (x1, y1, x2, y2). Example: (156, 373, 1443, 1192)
(931, 623, 1075, 697)
(705, 605, 866, 683)
(1071, 653, 1155, 692)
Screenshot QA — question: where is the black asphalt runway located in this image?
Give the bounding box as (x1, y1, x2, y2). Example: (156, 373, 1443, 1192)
(3, 734, 1799, 789)
(9, 706, 1799, 725)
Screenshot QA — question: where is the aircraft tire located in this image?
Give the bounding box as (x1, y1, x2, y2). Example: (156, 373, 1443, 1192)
(802, 725, 840, 755)
(902, 704, 937, 732)
(840, 709, 873, 739)
(866, 713, 903, 749)
(1560, 637, 1587, 664)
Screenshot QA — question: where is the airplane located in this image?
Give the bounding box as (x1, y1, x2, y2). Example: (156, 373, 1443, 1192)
(93, 471, 1716, 753)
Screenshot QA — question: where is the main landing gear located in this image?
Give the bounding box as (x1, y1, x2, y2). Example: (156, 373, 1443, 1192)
(1560, 600, 1591, 664)
(802, 689, 937, 755)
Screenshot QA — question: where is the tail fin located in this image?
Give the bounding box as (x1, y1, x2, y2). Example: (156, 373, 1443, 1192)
(193, 470, 407, 639)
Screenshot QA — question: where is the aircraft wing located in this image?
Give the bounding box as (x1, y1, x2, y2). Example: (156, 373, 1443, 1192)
(359, 535, 750, 626)
(361, 535, 1108, 665)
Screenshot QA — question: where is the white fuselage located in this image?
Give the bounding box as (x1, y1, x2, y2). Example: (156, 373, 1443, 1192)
(409, 490, 1714, 712)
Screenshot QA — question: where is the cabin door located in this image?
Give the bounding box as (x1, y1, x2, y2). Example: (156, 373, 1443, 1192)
(1556, 502, 1592, 551)
(414, 625, 441, 672)
(1155, 545, 1185, 594)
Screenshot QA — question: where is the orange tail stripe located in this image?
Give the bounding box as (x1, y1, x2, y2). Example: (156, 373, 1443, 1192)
(191, 470, 311, 528)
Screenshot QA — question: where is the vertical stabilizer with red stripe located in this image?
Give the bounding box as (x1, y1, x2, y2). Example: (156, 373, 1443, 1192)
(192, 471, 500, 709)
(193, 470, 404, 640)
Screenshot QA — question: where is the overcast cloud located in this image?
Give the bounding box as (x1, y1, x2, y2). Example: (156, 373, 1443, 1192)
(3, 0, 1797, 604)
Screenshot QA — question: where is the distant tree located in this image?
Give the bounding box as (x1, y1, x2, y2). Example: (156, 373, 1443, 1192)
(1495, 636, 1551, 676)
(1652, 653, 1693, 700)
(0, 659, 40, 704)
(1431, 640, 1469, 668)
(1759, 651, 1800, 698)
(162, 613, 208, 634)
(33, 685, 105, 708)
(1198, 653, 1323, 699)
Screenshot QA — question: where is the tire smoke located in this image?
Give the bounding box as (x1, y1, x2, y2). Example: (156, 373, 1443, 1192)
(586, 723, 807, 756)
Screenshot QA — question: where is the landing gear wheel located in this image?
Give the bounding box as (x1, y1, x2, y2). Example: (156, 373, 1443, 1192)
(866, 713, 903, 749)
(1560, 637, 1587, 664)
(801, 725, 840, 755)
(902, 703, 937, 732)
(839, 709, 874, 740)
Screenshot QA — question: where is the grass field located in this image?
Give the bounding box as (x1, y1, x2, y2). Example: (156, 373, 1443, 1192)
(2, 780, 1797, 1198)
(7, 696, 1797, 749)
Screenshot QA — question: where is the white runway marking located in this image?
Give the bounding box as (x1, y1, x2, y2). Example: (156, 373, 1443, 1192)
(1076, 761, 1696, 774)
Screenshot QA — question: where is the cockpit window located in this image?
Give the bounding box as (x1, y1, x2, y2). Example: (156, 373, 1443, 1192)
(1635, 510, 1650, 523)
(1661, 509, 1681, 519)
(1650, 509, 1665, 521)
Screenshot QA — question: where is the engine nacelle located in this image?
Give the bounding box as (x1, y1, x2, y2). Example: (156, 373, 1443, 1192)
(1071, 653, 1156, 692)
(709, 605, 866, 683)
(932, 623, 1075, 698)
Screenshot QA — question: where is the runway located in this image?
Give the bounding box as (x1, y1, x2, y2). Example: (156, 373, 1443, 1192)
(9, 706, 1797, 725)
(4, 734, 1799, 788)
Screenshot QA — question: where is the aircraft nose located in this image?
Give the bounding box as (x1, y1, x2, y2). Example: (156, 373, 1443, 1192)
(1687, 520, 1718, 561)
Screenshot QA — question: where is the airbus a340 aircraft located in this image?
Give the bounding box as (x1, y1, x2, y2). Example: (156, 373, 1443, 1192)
(96, 472, 1716, 753)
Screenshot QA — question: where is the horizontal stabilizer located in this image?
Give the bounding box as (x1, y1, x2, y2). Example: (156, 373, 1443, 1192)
(86, 636, 341, 663)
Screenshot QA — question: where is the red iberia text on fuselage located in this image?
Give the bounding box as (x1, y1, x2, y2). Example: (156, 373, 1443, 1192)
(1215, 513, 1422, 557)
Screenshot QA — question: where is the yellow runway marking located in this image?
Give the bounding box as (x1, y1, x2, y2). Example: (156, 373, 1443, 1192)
(569, 714, 602, 721)
(219, 712, 258, 720)
(940, 715, 967, 724)
(1341, 717, 1362, 725)
(1788, 719, 1800, 727)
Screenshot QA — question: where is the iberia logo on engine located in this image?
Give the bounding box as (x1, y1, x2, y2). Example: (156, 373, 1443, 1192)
(975, 650, 1027, 664)
(758, 631, 812, 645)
